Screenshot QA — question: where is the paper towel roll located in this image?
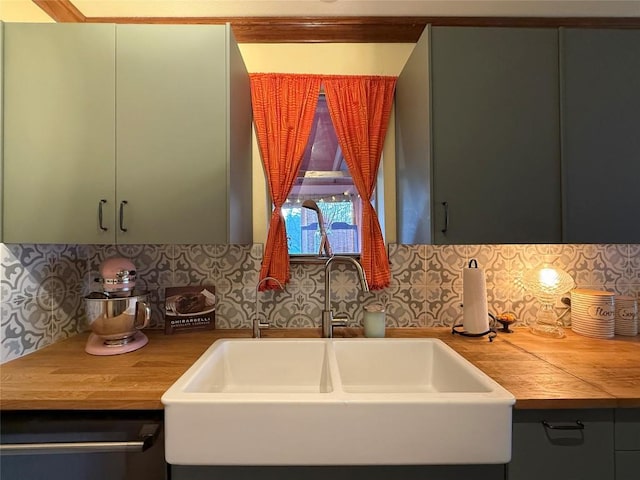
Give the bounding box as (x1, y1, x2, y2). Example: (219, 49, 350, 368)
(463, 260, 490, 334)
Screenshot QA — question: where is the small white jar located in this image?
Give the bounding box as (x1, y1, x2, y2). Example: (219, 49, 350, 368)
(363, 304, 386, 338)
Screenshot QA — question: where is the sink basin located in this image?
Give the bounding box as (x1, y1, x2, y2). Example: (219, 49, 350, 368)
(162, 338, 515, 466)
(334, 339, 493, 394)
(182, 339, 332, 394)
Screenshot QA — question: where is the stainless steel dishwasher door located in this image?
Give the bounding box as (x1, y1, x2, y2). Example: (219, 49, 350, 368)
(0, 411, 166, 480)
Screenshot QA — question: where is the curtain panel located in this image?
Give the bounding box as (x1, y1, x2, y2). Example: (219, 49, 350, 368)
(250, 73, 396, 291)
(250, 73, 322, 290)
(323, 75, 397, 290)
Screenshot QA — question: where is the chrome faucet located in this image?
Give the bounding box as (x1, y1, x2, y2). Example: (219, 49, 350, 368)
(302, 199, 332, 257)
(322, 256, 370, 338)
(253, 276, 284, 338)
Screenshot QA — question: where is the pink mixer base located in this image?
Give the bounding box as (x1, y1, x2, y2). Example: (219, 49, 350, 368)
(85, 332, 148, 356)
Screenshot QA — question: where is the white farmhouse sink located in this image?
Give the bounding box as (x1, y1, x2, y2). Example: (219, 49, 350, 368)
(162, 338, 515, 466)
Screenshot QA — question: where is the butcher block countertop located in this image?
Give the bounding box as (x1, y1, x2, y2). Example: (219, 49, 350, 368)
(1, 328, 639, 411)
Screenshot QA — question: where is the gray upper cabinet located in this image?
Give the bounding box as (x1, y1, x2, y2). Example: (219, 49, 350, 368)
(3, 23, 116, 244)
(561, 28, 640, 244)
(395, 27, 433, 244)
(2, 23, 251, 245)
(396, 26, 562, 245)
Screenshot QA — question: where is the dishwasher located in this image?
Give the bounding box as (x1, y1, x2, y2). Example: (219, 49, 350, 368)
(0, 410, 166, 480)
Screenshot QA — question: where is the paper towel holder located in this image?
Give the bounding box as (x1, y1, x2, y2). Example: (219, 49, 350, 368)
(452, 315, 497, 341)
(452, 259, 497, 341)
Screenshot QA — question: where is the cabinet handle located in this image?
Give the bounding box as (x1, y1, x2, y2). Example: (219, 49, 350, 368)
(119, 200, 128, 232)
(0, 423, 160, 455)
(441, 202, 449, 233)
(542, 420, 585, 430)
(98, 199, 108, 231)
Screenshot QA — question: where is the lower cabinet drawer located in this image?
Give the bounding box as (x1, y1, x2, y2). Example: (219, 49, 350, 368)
(615, 409, 640, 451)
(171, 465, 506, 480)
(616, 451, 640, 480)
(508, 409, 615, 480)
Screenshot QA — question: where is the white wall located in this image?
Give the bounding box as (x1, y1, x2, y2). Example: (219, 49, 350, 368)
(0, 0, 55, 21)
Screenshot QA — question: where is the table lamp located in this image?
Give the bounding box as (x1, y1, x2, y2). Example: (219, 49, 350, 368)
(522, 258, 575, 338)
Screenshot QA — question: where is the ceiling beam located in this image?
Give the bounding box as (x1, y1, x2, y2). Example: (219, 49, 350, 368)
(33, 0, 86, 22)
(32, 1, 640, 43)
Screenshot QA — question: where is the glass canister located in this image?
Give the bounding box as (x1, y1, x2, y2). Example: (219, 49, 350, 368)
(363, 304, 386, 338)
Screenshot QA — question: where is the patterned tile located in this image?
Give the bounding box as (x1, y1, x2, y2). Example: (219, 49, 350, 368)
(3, 241, 640, 363)
(557, 244, 627, 290)
(56, 245, 88, 295)
(465, 244, 511, 286)
(1, 293, 52, 363)
(173, 244, 218, 286)
(425, 245, 466, 287)
(50, 293, 84, 343)
(384, 282, 427, 327)
(1, 244, 58, 302)
(388, 244, 427, 286)
(266, 287, 320, 328)
(426, 284, 464, 327)
(627, 244, 640, 286)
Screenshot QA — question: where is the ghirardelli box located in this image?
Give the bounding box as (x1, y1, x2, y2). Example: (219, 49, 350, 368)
(164, 286, 216, 334)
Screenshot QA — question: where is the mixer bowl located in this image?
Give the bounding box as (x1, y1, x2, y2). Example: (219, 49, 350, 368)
(85, 292, 151, 343)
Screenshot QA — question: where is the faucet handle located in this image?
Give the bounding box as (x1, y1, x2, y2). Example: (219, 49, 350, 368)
(253, 318, 270, 338)
(332, 316, 349, 328)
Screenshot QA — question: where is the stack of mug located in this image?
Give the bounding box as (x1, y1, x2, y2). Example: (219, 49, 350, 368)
(614, 295, 638, 336)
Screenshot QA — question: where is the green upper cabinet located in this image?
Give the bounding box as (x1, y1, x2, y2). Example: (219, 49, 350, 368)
(396, 26, 562, 245)
(0, 22, 4, 242)
(2, 23, 251, 245)
(115, 24, 251, 245)
(561, 28, 640, 244)
(3, 23, 116, 244)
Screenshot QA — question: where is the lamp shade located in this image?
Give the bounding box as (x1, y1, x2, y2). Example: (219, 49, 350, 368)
(522, 264, 575, 304)
(522, 258, 575, 338)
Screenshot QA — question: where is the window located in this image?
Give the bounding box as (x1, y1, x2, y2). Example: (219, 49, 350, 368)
(280, 95, 383, 256)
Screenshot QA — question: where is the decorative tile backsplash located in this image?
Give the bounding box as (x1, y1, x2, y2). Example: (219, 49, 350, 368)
(1, 243, 639, 363)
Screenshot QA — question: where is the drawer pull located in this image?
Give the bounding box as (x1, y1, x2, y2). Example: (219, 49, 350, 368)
(98, 199, 108, 231)
(542, 420, 585, 430)
(441, 201, 449, 233)
(119, 200, 128, 232)
(0, 423, 160, 456)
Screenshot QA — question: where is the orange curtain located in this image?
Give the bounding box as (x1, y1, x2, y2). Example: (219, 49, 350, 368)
(250, 73, 322, 290)
(323, 75, 397, 290)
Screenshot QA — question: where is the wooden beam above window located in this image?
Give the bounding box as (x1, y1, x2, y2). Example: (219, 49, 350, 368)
(33, 1, 640, 43)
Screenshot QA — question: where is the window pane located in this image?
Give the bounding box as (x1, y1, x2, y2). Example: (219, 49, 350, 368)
(282, 94, 368, 255)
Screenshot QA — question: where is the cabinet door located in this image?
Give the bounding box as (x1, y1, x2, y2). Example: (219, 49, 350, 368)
(561, 29, 640, 243)
(116, 24, 229, 244)
(396, 26, 432, 244)
(431, 27, 562, 244)
(615, 409, 640, 480)
(508, 409, 614, 480)
(3, 23, 116, 244)
(1, 22, 4, 242)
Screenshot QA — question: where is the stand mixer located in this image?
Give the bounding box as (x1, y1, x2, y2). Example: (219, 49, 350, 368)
(84, 257, 151, 355)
